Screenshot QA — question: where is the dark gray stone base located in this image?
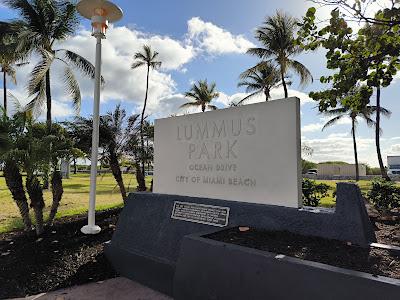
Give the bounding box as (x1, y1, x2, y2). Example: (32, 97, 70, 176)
(105, 183, 376, 297)
(174, 234, 400, 300)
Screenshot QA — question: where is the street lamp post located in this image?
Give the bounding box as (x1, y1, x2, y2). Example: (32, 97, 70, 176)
(77, 0, 123, 235)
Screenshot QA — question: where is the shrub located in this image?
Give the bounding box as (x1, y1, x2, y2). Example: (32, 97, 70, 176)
(367, 179, 400, 211)
(302, 178, 329, 207)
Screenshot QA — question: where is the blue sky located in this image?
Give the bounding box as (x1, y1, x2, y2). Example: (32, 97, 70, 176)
(1, 0, 399, 166)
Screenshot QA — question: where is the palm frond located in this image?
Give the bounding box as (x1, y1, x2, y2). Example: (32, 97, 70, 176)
(7, 91, 22, 112)
(288, 59, 313, 86)
(180, 102, 201, 109)
(322, 115, 345, 131)
(51, 1, 78, 42)
(26, 78, 46, 117)
(323, 107, 349, 115)
(61, 49, 101, 83)
(62, 66, 81, 113)
(27, 57, 53, 96)
(131, 61, 146, 69)
(150, 61, 162, 70)
(7, 67, 17, 84)
(246, 47, 273, 59)
(3, 0, 43, 32)
(238, 90, 263, 104)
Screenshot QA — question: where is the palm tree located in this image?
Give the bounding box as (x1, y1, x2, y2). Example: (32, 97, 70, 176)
(247, 11, 313, 98)
(100, 105, 130, 201)
(238, 62, 284, 104)
(322, 105, 390, 181)
(0, 35, 28, 115)
(143, 121, 154, 172)
(375, 86, 391, 180)
(66, 106, 141, 200)
(131, 45, 161, 185)
(0, 109, 32, 232)
(180, 80, 219, 112)
(124, 114, 147, 192)
(3, 0, 97, 130)
(46, 123, 73, 226)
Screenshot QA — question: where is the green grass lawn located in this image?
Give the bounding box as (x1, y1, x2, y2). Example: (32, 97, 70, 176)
(0, 173, 152, 233)
(315, 179, 400, 208)
(1, 174, 398, 233)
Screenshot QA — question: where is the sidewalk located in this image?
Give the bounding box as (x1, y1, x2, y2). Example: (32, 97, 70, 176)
(13, 278, 171, 300)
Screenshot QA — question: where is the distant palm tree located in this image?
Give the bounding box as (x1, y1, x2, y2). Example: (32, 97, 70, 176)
(0, 36, 28, 115)
(322, 105, 390, 181)
(66, 106, 139, 200)
(181, 80, 219, 112)
(131, 45, 161, 186)
(247, 11, 312, 98)
(238, 62, 285, 104)
(3, 0, 97, 130)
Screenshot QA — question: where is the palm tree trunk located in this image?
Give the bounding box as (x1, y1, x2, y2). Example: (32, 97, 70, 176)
(264, 88, 270, 101)
(351, 118, 360, 182)
(110, 154, 127, 202)
(375, 86, 390, 181)
(135, 160, 146, 191)
(47, 170, 64, 226)
(139, 65, 150, 189)
(45, 70, 52, 131)
(26, 174, 45, 236)
(73, 158, 77, 174)
(3, 70, 7, 115)
(202, 103, 206, 112)
(43, 70, 52, 190)
(280, 67, 288, 98)
(146, 138, 149, 173)
(3, 160, 32, 231)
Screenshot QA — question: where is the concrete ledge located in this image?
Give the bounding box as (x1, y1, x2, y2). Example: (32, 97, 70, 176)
(106, 183, 376, 296)
(105, 244, 175, 296)
(174, 234, 400, 300)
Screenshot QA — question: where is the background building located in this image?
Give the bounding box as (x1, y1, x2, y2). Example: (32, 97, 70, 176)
(317, 164, 367, 177)
(388, 156, 400, 175)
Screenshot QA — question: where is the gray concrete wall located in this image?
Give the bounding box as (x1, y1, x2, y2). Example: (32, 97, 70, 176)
(106, 183, 376, 296)
(174, 235, 400, 300)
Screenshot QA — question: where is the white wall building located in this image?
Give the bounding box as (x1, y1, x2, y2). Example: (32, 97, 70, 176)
(387, 156, 400, 176)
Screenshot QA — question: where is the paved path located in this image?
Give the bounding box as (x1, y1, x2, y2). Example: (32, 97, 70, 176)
(13, 278, 171, 300)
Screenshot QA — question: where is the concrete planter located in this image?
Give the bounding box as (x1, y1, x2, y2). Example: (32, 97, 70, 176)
(174, 233, 400, 300)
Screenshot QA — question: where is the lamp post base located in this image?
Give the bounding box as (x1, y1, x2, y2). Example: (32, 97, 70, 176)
(81, 224, 102, 235)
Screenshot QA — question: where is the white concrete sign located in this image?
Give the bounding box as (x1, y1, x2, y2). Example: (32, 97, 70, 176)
(154, 97, 302, 208)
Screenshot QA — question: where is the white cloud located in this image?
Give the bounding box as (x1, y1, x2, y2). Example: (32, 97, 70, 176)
(328, 132, 349, 138)
(301, 115, 353, 133)
(52, 101, 74, 119)
(303, 135, 376, 164)
(59, 26, 185, 112)
(302, 123, 324, 133)
(269, 88, 315, 105)
(388, 144, 400, 154)
(303, 134, 400, 167)
(187, 17, 255, 55)
(1, 87, 74, 120)
(156, 93, 187, 117)
(6, 18, 256, 119)
(223, 88, 315, 107)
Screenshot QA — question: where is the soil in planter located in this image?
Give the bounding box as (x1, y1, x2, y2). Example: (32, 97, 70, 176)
(373, 218, 400, 247)
(207, 227, 400, 280)
(0, 209, 120, 299)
